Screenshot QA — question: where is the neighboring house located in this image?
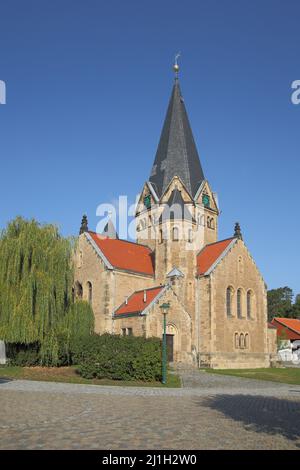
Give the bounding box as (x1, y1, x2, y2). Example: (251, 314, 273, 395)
(271, 317, 300, 363)
(74, 65, 275, 369)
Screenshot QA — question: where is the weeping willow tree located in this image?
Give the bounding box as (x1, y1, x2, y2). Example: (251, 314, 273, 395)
(0, 217, 94, 364)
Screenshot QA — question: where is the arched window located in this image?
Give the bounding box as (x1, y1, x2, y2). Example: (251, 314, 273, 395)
(207, 216, 211, 228)
(159, 229, 163, 244)
(198, 214, 205, 227)
(247, 290, 252, 319)
(75, 281, 83, 300)
(245, 333, 249, 349)
(87, 281, 92, 305)
(240, 333, 245, 349)
(188, 229, 193, 243)
(172, 226, 179, 241)
(210, 218, 215, 229)
(235, 333, 239, 349)
(226, 287, 234, 317)
(237, 289, 242, 318)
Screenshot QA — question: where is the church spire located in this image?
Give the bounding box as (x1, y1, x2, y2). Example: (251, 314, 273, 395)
(149, 61, 205, 198)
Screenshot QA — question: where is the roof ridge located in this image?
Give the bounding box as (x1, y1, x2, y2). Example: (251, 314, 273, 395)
(88, 231, 153, 252)
(133, 285, 165, 294)
(196, 237, 235, 257)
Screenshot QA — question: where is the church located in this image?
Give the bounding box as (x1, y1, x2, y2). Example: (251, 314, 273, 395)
(75, 64, 277, 369)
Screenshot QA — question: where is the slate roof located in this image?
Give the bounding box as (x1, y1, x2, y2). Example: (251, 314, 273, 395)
(101, 219, 119, 239)
(197, 238, 236, 276)
(149, 79, 205, 198)
(88, 232, 154, 276)
(114, 286, 165, 316)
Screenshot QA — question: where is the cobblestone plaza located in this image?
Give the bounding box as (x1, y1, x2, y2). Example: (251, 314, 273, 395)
(1, 372, 300, 450)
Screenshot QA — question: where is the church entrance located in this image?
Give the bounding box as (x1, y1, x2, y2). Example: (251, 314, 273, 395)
(166, 334, 174, 362)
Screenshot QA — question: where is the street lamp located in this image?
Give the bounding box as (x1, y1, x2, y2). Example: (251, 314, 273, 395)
(159, 302, 170, 384)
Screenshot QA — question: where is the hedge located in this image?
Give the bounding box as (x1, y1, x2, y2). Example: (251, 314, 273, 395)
(74, 334, 162, 382)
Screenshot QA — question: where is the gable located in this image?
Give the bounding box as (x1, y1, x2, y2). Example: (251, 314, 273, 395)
(195, 180, 219, 212)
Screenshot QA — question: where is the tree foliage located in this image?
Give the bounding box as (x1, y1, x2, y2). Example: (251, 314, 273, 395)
(0, 217, 94, 364)
(267, 287, 300, 321)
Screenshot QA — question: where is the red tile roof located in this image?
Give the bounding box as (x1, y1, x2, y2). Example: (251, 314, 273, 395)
(114, 286, 165, 316)
(197, 238, 235, 276)
(88, 232, 154, 276)
(271, 318, 300, 340)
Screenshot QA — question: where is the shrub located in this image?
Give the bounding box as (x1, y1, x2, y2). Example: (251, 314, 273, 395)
(6, 342, 40, 366)
(76, 334, 162, 382)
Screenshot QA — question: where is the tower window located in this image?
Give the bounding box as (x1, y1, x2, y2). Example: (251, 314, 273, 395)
(172, 226, 179, 241)
(159, 229, 163, 244)
(144, 194, 151, 209)
(202, 194, 210, 208)
(188, 229, 193, 243)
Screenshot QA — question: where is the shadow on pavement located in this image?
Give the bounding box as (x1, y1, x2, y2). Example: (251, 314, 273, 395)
(0, 377, 13, 384)
(200, 394, 300, 445)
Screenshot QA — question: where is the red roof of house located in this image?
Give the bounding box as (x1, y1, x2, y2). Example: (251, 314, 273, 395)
(271, 318, 300, 340)
(88, 232, 154, 276)
(114, 286, 165, 316)
(197, 238, 235, 276)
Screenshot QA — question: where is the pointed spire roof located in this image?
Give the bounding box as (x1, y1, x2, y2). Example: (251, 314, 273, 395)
(101, 219, 119, 239)
(149, 78, 205, 198)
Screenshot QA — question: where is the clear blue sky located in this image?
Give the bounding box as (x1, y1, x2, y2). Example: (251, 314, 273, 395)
(0, 0, 299, 295)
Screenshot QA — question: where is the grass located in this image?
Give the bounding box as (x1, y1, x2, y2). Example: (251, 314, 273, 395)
(0, 365, 181, 388)
(206, 367, 300, 385)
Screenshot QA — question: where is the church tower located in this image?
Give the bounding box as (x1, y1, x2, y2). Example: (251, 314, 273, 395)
(135, 61, 219, 285)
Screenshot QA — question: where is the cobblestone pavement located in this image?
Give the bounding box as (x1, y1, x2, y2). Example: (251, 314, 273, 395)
(0, 372, 300, 450)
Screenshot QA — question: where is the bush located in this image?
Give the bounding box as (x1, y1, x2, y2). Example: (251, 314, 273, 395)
(6, 342, 40, 366)
(76, 334, 162, 382)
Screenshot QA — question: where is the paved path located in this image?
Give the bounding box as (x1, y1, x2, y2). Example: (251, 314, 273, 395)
(0, 371, 300, 449)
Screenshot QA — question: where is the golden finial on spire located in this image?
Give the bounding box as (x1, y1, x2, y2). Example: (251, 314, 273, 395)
(173, 52, 181, 76)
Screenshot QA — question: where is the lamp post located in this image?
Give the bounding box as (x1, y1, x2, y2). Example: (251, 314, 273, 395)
(159, 302, 170, 384)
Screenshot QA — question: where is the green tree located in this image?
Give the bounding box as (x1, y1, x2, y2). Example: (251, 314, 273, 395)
(292, 294, 300, 319)
(0, 217, 94, 364)
(267, 287, 294, 322)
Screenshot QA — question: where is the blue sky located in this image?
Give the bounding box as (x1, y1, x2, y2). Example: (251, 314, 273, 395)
(0, 0, 299, 295)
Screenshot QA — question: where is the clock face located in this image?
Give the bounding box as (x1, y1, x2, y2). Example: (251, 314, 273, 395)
(202, 194, 210, 208)
(144, 194, 151, 209)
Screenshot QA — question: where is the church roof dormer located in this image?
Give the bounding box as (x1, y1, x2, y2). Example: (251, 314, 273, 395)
(149, 67, 205, 199)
